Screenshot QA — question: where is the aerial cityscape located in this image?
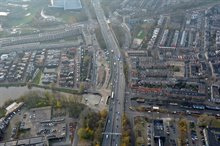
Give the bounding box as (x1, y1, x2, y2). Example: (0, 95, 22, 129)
(0, 0, 220, 146)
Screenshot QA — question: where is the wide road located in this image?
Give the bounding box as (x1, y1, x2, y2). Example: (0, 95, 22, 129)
(92, 0, 125, 146)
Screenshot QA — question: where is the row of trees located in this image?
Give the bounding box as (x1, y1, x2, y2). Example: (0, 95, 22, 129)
(178, 119, 188, 146)
(121, 114, 132, 146)
(78, 110, 107, 146)
(17, 91, 85, 118)
(134, 117, 148, 146)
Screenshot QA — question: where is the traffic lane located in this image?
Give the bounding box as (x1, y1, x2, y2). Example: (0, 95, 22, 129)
(110, 64, 121, 145)
(103, 101, 116, 145)
(112, 78, 123, 145)
(102, 105, 114, 146)
(103, 72, 118, 146)
(93, 1, 125, 146)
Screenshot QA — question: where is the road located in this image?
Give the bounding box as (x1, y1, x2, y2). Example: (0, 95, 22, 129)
(92, 0, 125, 146)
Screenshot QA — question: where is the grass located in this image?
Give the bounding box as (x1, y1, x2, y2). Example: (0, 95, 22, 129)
(210, 119, 220, 128)
(1, 0, 88, 30)
(0, 83, 26, 87)
(134, 116, 148, 146)
(137, 30, 145, 40)
(7, 0, 46, 27)
(95, 27, 107, 49)
(112, 25, 125, 48)
(0, 108, 6, 118)
(32, 70, 42, 84)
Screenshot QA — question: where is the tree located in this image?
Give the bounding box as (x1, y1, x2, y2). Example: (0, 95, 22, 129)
(100, 109, 107, 119)
(78, 128, 87, 139)
(178, 119, 188, 145)
(79, 83, 85, 93)
(198, 114, 215, 127)
(56, 100, 62, 108)
(78, 128, 94, 140)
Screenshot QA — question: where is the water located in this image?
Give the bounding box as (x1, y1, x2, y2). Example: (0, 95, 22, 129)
(0, 86, 50, 106)
(0, 86, 99, 107)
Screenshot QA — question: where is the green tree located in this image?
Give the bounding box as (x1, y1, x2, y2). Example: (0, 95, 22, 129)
(79, 83, 85, 93)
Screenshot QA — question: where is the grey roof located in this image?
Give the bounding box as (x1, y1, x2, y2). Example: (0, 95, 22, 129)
(153, 120, 165, 138)
(36, 143, 44, 146)
(64, 0, 82, 10)
(17, 139, 30, 145)
(5, 141, 17, 146)
(51, 0, 82, 10)
(207, 128, 220, 146)
(30, 137, 43, 144)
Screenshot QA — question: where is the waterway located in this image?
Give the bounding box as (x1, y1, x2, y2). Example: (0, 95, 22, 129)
(0, 86, 99, 107)
(0, 86, 50, 106)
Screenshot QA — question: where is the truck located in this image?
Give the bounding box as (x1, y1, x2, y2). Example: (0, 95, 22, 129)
(111, 91, 114, 99)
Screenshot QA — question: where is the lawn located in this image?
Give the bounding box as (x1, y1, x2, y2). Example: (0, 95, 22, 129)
(137, 30, 145, 39)
(32, 70, 42, 85)
(210, 119, 220, 128)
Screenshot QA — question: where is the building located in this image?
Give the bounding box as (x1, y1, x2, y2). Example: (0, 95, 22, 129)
(211, 84, 220, 103)
(216, 31, 220, 49)
(5, 102, 24, 116)
(204, 128, 220, 146)
(153, 120, 165, 146)
(0, 54, 8, 61)
(50, 0, 82, 10)
(0, 136, 48, 146)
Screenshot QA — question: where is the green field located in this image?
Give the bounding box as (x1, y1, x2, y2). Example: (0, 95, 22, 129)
(0, 0, 88, 30)
(137, 30, 145, 39)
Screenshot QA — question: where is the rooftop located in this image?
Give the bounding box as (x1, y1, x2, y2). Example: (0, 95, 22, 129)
(0, 136, 47, 146)
(50, 0, 82, 10)
(153, 120, 165, 138)
(205, 128, 220, 146)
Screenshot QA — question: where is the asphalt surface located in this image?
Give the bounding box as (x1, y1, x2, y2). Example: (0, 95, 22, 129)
(92, 0, 125, 146)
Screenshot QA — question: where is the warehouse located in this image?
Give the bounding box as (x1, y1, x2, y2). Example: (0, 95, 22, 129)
(50, 0, 82, 10)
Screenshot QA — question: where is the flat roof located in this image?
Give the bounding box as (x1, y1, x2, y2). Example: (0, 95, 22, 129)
(30, 137, 43, 144)
(36, 144, 44, 146)
(6, 102, 17, 111)
(17, 139, 30, 145)
(5, 141, 17, 146)
(51, 0, 82, 10)
(0, 136, 46, 146)
(64, 0, 82, 10)
(206, 128, 220, 146)
(153, 120, 165, 138)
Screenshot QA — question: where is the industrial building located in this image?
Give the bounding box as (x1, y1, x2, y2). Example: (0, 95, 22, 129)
(0, 136, 48, 146)
(204, 128, 220, 146)
(160, 29, 169, 46)
(50, 0, 82, 10)
(180, 30, 187, 47)
(211, 84, 220, 103)
(216, 31, 220, 48)
(153, 120, 165, 146)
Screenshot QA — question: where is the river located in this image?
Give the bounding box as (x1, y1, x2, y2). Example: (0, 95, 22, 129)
(0, 86, 100, 107)
(0, 86, 51, 106)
